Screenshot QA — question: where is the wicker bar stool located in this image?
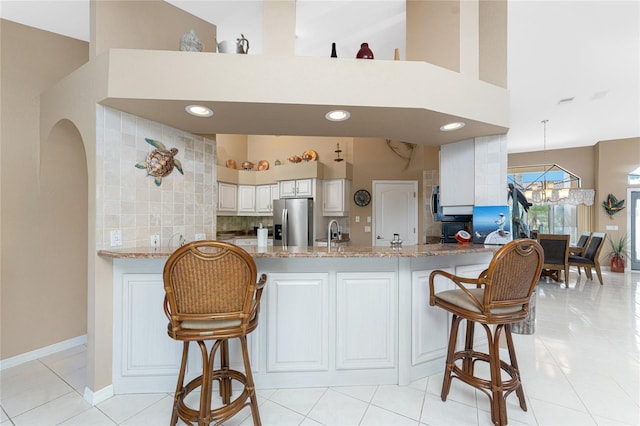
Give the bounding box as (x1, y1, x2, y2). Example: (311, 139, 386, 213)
(429, 239, 543, 426)
(163, 241, 267, 426)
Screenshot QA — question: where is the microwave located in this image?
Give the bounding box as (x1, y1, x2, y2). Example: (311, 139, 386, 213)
(431, 186, 473, 223)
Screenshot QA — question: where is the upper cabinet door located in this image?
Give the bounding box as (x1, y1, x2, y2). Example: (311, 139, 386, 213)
(279, 180, 297, 198)
(322, 179, 350, 216)
(255, 184, 272, 213)
(439, 139, 474, 213)
(237, 185, 256, 213)
(279, 179, 314, 198)
(218, 182, 237, 212)
(295, 179, 313, 197)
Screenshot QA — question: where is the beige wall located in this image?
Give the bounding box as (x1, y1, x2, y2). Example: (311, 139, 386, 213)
(406, 1, 460, 70)
(595, 137, 640, 236)
(351, 138, 437, 246)
(509, 145, 596, 189)
(479, 0, 507, 88)
(1, 20, 89, 359)
(91, 0, 217, 58)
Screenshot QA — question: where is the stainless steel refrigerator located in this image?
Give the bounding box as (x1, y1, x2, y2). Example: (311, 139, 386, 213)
(273, 198, 314, 247)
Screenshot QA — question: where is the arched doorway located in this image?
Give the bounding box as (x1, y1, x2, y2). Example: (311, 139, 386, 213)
(40, 119, 88, 341)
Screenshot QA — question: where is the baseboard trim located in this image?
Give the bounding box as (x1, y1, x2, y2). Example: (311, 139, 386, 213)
(84, 384, 114, 406)
(0, 335, 87, 370)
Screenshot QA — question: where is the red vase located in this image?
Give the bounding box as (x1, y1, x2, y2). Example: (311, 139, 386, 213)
(356, 42, 374, 59)
(611, 254, 625, 272)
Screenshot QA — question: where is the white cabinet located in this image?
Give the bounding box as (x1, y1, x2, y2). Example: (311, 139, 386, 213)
(266, 272, 329, 372)
(322, 179, 350, 216)
(218, 182, 237, 214)
(454, 264, 490, 348)
(336, 272, 396, 370)
(439, 139, 474, 214)
(271, 184, 280, 207)
(256, 184, 279, 214)
(118, 274, 183, 379)
(279, 178, 314, 198)
(113, 268, 259, 393)
(411, 268, 454, 366)
(237, 185, 256, 213)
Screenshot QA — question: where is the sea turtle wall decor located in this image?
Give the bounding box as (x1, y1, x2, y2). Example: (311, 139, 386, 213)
(135, 138, 184, 186)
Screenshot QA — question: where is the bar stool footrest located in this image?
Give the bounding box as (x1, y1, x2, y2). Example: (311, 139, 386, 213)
(450, 349, 523, 402)
(175, 369, 252, 425)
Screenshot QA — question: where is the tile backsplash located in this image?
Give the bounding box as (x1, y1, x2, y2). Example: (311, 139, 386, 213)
(217, 216, 274, 233)
(96, 105, 216, 249)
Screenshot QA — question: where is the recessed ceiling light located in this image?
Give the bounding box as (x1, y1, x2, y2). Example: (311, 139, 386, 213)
(325, 110, 350, 121)
(185, 105, 213, 117)
(440, 121, 465, 131)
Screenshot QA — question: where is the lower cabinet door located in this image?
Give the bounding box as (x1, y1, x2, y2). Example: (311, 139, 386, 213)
(266, 272, 329, 372)
(411, 268, 454, 366)
(336, 272, 397, 369)
(120, 274, 183, 377)
(454, 264, 490, 348)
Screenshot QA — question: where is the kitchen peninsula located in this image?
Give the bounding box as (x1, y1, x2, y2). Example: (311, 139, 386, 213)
(99, 243, 497, 394)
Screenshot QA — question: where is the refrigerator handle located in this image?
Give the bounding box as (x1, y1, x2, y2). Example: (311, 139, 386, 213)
(282, 208, 288, 247)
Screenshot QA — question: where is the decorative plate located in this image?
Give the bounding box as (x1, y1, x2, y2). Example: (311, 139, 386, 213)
(257, 160, 269, 171)
(225, 159, 237, 169)
(354, 189, 371, 207)
(302, 150, 318, 161)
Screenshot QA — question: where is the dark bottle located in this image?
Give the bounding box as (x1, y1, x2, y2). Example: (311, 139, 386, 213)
(331, 42, 337, 58)
(356, 42, 374, 59)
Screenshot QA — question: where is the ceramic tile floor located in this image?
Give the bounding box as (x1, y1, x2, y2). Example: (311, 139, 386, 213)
(2, 269, 639, 425)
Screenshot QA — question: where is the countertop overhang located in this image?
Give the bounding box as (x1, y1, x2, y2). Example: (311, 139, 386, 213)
(98, 243, 498, 259)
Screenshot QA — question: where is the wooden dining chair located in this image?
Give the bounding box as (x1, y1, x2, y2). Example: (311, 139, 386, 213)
(570, 231, 591, 256)
(568, 232, 607, 285)
(537, 233, 570, 284)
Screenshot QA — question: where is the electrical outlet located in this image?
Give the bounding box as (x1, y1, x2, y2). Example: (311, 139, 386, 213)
(150, 234, 160, 248)
(110, 230, 122, 247)
(367, 216, 371, 223)
(355, 216, 360, 223)
(194, 233, 206, 241)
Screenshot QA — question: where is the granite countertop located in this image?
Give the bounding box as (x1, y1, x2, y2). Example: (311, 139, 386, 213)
(98, 243, 498, 259)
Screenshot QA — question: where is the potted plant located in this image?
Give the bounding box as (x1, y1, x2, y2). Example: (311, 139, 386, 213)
(608, 234, 627, 273)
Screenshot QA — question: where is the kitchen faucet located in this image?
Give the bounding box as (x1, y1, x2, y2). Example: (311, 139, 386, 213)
(327, 219, 339, 249)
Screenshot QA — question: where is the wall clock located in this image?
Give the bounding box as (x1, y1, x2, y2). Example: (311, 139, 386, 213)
(354, 189, 371, 207)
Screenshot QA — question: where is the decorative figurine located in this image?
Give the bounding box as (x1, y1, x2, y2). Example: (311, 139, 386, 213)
(135, 138, 184, 186)
(356, 42, 374, 59)
(236, 34, 249, 54)
(179, 29, 203, 52)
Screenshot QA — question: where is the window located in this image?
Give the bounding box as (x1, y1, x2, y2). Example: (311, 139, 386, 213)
(509, 164, 582, 244)
(527, 204, 577, 243)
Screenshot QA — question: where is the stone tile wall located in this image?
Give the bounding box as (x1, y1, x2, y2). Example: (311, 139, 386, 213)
(96, 105, 216, 249)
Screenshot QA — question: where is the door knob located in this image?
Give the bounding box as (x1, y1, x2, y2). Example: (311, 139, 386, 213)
(376, 235, 383, 239)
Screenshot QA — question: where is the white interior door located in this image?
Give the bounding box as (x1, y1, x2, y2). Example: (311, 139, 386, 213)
(372, 180, 418, 246)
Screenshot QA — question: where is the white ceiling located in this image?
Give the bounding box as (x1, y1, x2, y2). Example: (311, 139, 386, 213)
(1, 0, 638, 154)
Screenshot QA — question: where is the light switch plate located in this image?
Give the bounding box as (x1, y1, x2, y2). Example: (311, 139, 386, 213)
(355, 216, 360, 223)
(606, 225, 618, 231)
(150, 234, 160, 248)
(110, 230, 122, 247)
(364, 226, 371, 233)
